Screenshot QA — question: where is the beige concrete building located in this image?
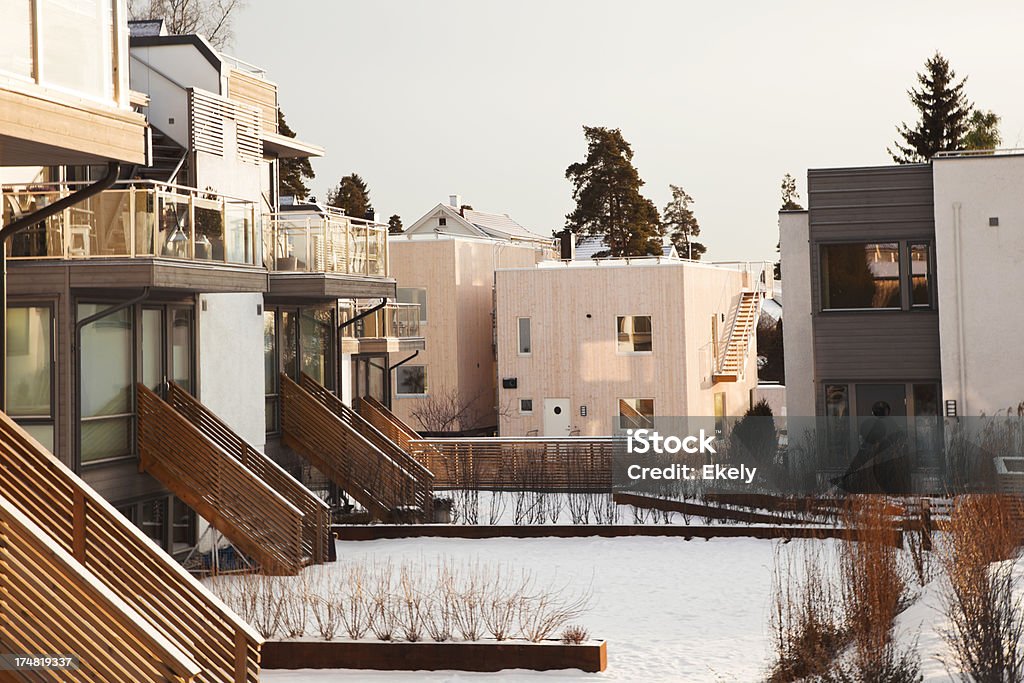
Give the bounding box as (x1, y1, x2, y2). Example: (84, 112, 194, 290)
(388, 197, 555, 433)
(496, 258, 769, 436)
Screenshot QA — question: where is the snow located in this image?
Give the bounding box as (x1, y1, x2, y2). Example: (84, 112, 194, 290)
(259, 536, 783, 682)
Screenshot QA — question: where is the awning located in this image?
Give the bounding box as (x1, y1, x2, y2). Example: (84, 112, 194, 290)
(261, 131, 325, 159)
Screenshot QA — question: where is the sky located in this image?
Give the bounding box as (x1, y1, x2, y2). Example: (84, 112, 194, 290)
(233, 1, 1024, 262)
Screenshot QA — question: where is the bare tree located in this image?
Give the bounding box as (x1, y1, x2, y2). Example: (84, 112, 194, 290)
(128, 0, 246, 49)
(409, 388, 489, 434)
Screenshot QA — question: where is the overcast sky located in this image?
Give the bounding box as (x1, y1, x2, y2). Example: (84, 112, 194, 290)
(234, 1, 1024, 261)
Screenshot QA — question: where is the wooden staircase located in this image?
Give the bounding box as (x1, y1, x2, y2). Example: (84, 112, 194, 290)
(138, 383, 306, 575)
(0, 409, 261, 682)
(280, 373, 434, 521)
(713, 290, 761, 383)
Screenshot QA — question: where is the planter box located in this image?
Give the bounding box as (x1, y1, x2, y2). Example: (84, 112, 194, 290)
(261, 638, 607, 672)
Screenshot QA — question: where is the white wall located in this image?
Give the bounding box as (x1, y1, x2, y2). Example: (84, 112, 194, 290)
(130, 43, 219, 148)
(779, 210, 814, 417)
(933, 155, 1024, 416)
(198, 293, 265, 448)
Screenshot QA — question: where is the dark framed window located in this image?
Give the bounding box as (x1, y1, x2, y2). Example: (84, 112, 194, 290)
(909, 243, 933, 308)
(616, 315, 653, 353)
(518, 317, 531, 355)
(397, 287, 427, 323)
(821, 243, 901, 310)
(5, 303, 55, 453)
(264, 303, 337, 435)
(396, 365, 427, 396)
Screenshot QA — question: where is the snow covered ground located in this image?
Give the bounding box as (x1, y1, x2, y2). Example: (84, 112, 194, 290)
(259, 535, 782, 682)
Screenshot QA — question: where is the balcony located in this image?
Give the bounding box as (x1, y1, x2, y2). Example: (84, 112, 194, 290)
(266, 206, 395, 300)
(341, 301, 425, 354)
(2, 180, 267, 293)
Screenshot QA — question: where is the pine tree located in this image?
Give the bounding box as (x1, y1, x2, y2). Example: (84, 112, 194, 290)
(889, 52, 973, 163)
(662, 185, 705, 260)
(277, 110, 315, 200)
(565, 126, 662, 257)
(388, 214, 403, 234)
(327, 173, 374, 219)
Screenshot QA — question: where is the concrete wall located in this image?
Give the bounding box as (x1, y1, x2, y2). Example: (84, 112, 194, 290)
(496, 261, 757, 436)
(780, 210, 813, 417)
(933, 155, 1024, 415)
(198, 292, 265, 448)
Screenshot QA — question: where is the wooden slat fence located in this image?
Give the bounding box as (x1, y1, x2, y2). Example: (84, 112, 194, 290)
(165, 383, 328, 565)
(0, 409, 261, 682)
(138, 384, 305, 575)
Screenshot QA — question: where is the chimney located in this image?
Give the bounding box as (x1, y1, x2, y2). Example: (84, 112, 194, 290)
(449, 194, 462, 209)
(559, 230, 576, 260)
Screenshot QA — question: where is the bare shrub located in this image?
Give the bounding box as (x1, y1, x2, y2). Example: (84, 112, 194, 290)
(368, 562, 397, 640)
(253, 574, 285, 639)
(561, 624, 590, 644)
(451, 561, 487, 640)
(423, 563, 455, 642)
(397, 562, 424, 642)
(341, 563, 369, 639)
(518, 579, 592, 643)
(940, 494, 1024, 682)
(280, 569, 310, 638)
(487, 490, 507, 525)
(483, 567, 532, 641)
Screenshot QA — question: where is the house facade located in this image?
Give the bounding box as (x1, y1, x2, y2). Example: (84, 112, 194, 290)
(496, 257, 767, 436)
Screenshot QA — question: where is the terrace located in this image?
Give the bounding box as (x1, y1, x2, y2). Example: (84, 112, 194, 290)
(340, 300, 425, 353)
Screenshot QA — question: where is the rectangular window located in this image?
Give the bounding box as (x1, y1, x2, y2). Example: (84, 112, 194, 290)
(619, 398, 654, 429)
(616, 315, 653, 353)
(396, 365, 427, 396)
(821, 243, 901, 310)
(520, 398, 533, 414)
(6, 305, 54, 452)
(438, 217, 447, 227)
(397, 287, 428, 323)
(79, 303, 132, 463)
(518, 317, 531, 355)
(824, 384, 850, 417)
(909, 243, 932, 308)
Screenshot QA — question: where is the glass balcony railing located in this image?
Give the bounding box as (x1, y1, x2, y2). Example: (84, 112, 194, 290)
(341, 302, 422, 339)
(2, 181, 262, 266)
(266, 209, 388, 278)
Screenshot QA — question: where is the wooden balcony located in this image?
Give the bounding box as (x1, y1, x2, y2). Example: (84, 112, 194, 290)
(280, 373, 434, 521)
(138, 384, 306, 575)
(0, 409, 261, 682)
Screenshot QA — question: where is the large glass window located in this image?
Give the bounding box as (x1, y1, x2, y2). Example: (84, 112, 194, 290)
(300, 307, 333, 389)
(397, 287, 427, 323)
(821, 243, 901, 310)
(616, 315, 652, 353)
(396, 365, 427, 396)
(618, 398, 654, 429)
(40, 0, 115, 100)
(910, 243, 932, 308)
(518, 317, 531, 355)
(79, 303, 132, 463)
(170, 308, 192, 392)
(6, 305, 54, 452)
(264, 311, 278, 433)
(141, 309, 164, 390)
(0, 1, 34, 78)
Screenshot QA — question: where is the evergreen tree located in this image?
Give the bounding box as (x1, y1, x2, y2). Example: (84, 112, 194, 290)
(889, 52, 973, 163)
(388, 214, 403, 234)
(565, 126, 662, 257)
(662, 185, 705, 260)
(327, 173, 374, 219)
(963, 109, 1002, 150)
(277, 110, 315, 200)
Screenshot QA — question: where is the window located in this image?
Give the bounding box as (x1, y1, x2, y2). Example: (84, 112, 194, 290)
(396, 365, 427, 395)
(397, 287, 428, 323)
(824, 384, 850, 417)
(438, 217, 447, 227)
(80, 304, 133, 463)
(520, 398, 534, 414)
(616, 315, 652, 353)
(821, 243, 900, 310)
(618, 398, 654, 428)
(910, 243, 932, 308)
(6, 305, 54, 452)
(518, 317, 531, 355)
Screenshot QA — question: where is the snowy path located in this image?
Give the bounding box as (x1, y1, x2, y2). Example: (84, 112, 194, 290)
(260, 536, 780, 682)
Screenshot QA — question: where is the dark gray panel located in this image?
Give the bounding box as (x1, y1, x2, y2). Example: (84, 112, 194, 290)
(82, 460, 167, 505)
(813, 313, 941, 381)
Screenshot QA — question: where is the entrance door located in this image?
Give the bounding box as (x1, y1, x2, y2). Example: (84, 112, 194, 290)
(543, 398, 571, 436)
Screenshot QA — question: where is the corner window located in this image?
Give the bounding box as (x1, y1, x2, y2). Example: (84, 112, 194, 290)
(619, 398, 654, 429)
(616, 315, 652, 353)
(821, 243, 900, 310)
(397, 287, 427, 323)
(520, 398, 533, 414)
(518, 317, 531, 355)
(910, 243, 932, 308)
(396, 365, 427, 396)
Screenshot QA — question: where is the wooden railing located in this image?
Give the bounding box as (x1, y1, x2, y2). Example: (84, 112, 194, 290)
(407, 437, 615, 491)
(0, 409, 261, 682)
(165, 382, 329, 565)
(280, 374, 432, 520)
(0, 494, 202, 681)
(355, 395, 420, 454)
(138, 384, 305, 575)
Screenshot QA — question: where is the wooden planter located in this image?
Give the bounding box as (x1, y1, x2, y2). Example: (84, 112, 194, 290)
(261, 638, 607, 672)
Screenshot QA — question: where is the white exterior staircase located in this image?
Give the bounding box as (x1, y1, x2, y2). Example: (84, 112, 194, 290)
(713, 290, 762, 383)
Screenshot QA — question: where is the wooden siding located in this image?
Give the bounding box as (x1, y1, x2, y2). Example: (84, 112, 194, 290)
(807, 164, 941, 389)
(227, 69, 278, 135)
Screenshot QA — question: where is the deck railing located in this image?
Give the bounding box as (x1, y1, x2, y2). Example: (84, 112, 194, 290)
(138, 384, 305, 575)
(2, 180, 262, 265)
(355, 395, 421, 454)
(0, 408, 261, 682)
(165, 382, 329, 565)
(267, 208, 387, 277)
(341, 302, 422, 339)
(407, 437, 615, 491)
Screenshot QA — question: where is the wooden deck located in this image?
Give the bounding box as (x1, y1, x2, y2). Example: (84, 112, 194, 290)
(0, 409, 261, 682)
